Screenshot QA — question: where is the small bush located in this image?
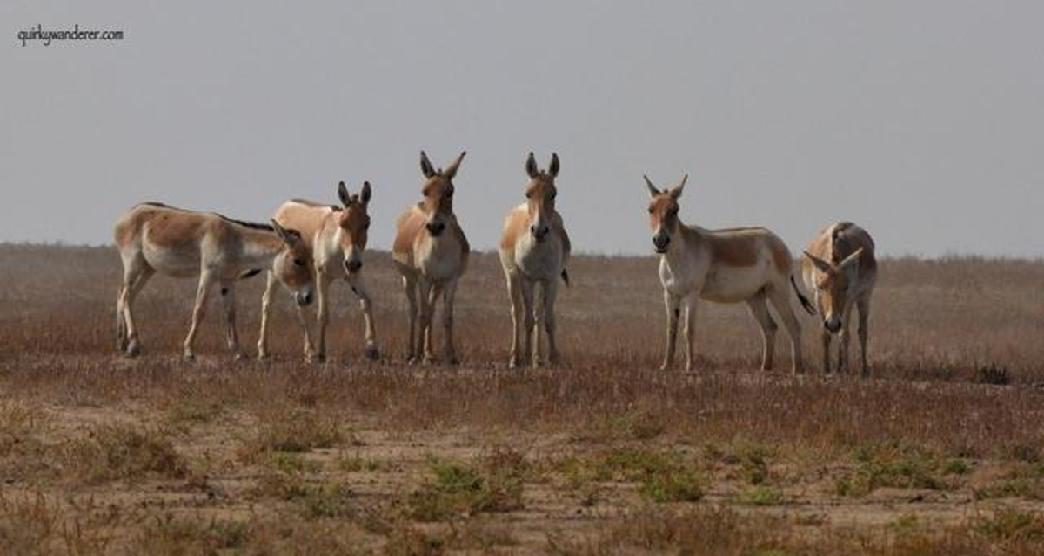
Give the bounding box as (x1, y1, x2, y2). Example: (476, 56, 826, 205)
(976, 364, 1010, 386)
(737, 485, 784, 506)
(406, 458, 524, 522)
(64, 425, 186, 484)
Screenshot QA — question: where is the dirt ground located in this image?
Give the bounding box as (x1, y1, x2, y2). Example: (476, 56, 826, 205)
(1, 245, 1043, 554)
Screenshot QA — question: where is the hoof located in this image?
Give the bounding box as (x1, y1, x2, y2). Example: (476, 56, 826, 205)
(364, 345, 380, 361)
(183, 353, 196, 362)
(257, 352, 270, 362)
(126, 341, 141, 358)
(232, 352, 245, 361)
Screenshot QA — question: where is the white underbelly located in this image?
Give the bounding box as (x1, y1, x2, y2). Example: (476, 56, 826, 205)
(142, 243, 200, 278)
(700, 264, 772, 303)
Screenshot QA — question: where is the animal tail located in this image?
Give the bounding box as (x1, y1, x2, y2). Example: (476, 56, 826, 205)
(790, 275, 815, 315)
(561, 268, 570, 287)
(239, 268, 263, 280)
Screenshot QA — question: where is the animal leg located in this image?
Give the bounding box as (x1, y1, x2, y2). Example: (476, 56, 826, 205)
(506, 271, 523, 368)
(294, 303, 316, 363)
(768, 287, 803, 374)
(857, 296, 871, 377)
(682, 296, 700, 371)
(183, 270, 216, 361)
(120, 260, 153, 357)
(314, 270, 333, 363)
(519, 278, 535, 368)
(347, 272, 379, 360)
(257, 272, 276, 360)
(442, 278, 460, 365)
(821, 330, 833, 374)
(418, 279, 436, 363)
(402, 274, 419, 363)
(746, 291, 777, 371)
(531, 283, 545, 368)
(544, 278, 561, 367)
(838, 304, 855, 374)
(220, 282, 243, 360)
(660, 291, 681, 371)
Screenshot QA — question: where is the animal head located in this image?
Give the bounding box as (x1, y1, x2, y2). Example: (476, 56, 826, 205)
(418, 150, 466, 237)
(270, 220, 315, 306)
(803, 248, 864, 334)
(522, 152, 560, 242)
(335, 180, 373, 274)
(644, 174, 688, 254)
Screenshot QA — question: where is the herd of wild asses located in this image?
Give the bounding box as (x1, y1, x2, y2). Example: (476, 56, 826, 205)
(113, 151, 877, 375)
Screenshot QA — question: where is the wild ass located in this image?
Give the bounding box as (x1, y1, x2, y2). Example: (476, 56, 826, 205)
(645, 175, 815, 372)
(498, 152, 572, 368)
(802, 222, 877, 375)
(258, 181, 376, 363)
(393, 151, 470, 364)
(113, 202, 314, 360)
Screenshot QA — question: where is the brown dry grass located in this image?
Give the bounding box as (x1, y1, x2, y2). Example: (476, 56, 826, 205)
(0, 244, 1042, 554)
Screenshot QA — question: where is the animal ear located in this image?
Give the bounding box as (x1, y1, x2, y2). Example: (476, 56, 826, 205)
(840, 247, 863, 271)
(271, 220, 300, 245)
(337, 180, 351, 206)
(643, 175, 660, 197)
(443, 151, 466, 179)
(525, 152, 539, 178)
(420, 151, 436, 178)
(804, 251, 833, 273)
(669, 174, 688, 200)
(360, 181, 372, 204)
(549, 152, 560, 178)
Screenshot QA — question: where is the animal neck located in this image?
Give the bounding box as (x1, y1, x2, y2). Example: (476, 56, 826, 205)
(661, 221, 699, 264)
(239, 227, 285, 264)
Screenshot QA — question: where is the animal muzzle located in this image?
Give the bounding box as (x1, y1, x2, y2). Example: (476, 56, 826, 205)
(531, 225, 550, 242)
(344, 259, 363, 273)
(425, 221, 446, 236)
(824, 316, 842, 334)
(295, 290, 313, 307)
(652, 232, 671, 253)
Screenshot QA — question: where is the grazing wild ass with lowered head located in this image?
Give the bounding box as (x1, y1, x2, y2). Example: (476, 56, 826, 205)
(393, 151, 470, 364)
(258, 181, 376, 363)
(498, 152, 572, 368)
(113, 202, 314, 360)
(802, 222, 877, 375)
(645, 175, 815, 372)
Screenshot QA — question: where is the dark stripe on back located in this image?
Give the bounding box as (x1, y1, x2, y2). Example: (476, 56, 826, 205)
(217, 214, 274, 231)
(290, 198, 341, 211)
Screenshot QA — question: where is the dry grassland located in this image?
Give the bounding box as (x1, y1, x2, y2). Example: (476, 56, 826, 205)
(1, 244, 1043, 554)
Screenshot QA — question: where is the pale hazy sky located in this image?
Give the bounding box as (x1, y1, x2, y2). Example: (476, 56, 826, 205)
(3, 1, 1042, 257)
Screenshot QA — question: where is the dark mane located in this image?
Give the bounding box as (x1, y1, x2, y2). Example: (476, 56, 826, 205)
(217, 214, 274, 232)
(290, 198, 341, 211)
(140, 201, 169, 208)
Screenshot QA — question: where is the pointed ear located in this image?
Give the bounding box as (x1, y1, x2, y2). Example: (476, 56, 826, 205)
(548, 152, 560, 178)
(443, 151, 466, 179)
(360, 181, 372, 204)
(337, 180, 351, 206)
(804, 251, 833, 273)
(525, 152, 539, 178)
(420, 151, 436, 178)
(840, 247, 863, 272)
(271, 220, 300, 245)
(644, 175, 660, 197)
(669, 174, 688, 200)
